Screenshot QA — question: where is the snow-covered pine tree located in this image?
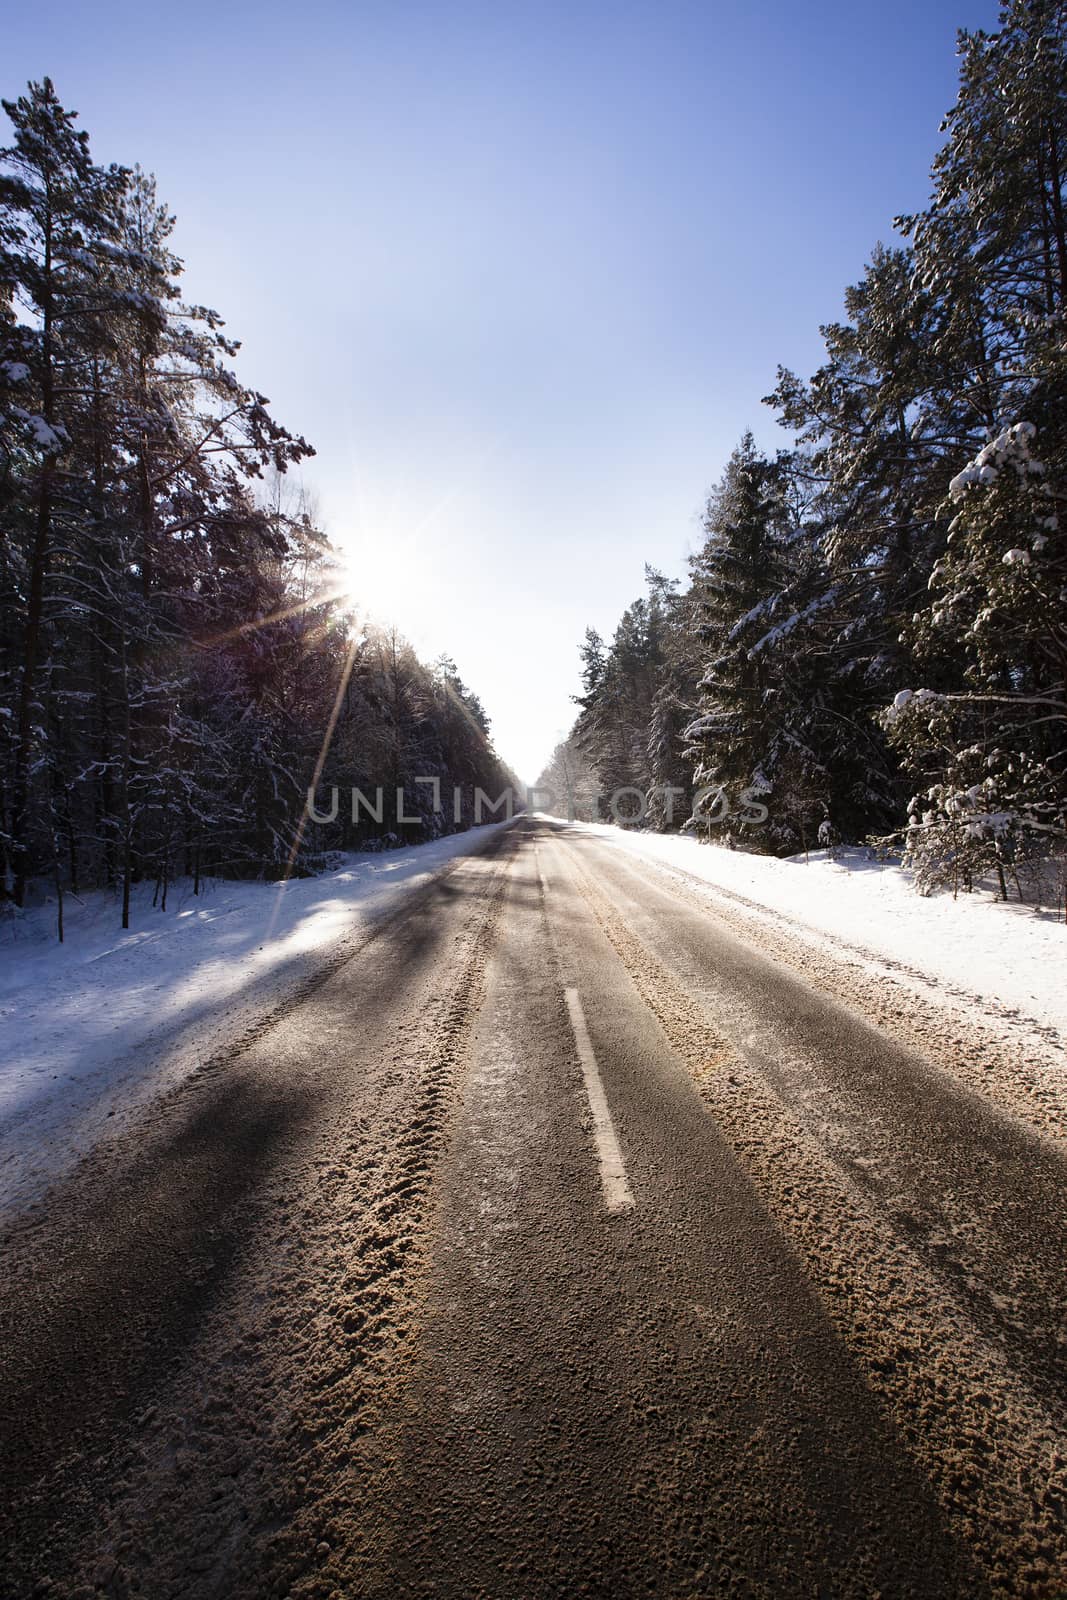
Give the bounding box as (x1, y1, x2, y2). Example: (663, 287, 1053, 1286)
(644, 567, 701, 831)
(0, 79, 130, 905)
(570, 576, 680, 822)
(763, 240, 961, 839)
(882, 0, 1067, 896)
(886, 420, 1065, 895)
(683, 433, 829, 850)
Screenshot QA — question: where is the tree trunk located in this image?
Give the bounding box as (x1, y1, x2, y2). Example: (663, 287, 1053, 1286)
(120, 626, 133, 931)
(12, 464, 53, 908)
(53, 843, 64, 944)
(1045, 123, 1067, 309)
(12, 200, 56, 908)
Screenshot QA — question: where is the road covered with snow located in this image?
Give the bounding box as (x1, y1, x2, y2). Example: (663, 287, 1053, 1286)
(1, 816, 1065, 1598)
(3, 817, 1063, 1222)
(559, 820, 1066, 1044)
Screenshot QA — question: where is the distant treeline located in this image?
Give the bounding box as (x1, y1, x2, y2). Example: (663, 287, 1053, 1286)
(0, 81, 514, 927)
(542, 0, 1066, 897)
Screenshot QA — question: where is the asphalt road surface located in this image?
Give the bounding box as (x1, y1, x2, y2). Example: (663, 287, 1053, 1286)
(2, 816, 1065, 1599)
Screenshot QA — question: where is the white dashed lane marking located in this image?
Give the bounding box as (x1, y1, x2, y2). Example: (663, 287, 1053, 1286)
(564, 986, 635, 1215)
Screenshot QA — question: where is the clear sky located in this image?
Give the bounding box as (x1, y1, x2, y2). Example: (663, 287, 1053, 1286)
(4, 0, 1000, 782)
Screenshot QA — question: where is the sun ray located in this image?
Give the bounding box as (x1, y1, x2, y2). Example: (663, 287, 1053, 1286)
(263, 621, 365, 940)
(193, 582, 351, 651)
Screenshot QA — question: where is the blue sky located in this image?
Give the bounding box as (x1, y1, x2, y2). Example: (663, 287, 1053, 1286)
(5, 0, 999, 781)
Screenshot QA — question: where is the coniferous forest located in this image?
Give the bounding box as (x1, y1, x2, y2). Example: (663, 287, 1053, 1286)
(3, 1, 1066, 929)
(541, 0, 1066, 898)
(0, 82, 515, 927)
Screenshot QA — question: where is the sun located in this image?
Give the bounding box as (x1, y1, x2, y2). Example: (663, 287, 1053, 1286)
(325, 531, 438, 647)
(324, 457, 483, 647)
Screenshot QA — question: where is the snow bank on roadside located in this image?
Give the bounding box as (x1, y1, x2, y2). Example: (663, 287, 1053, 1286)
(560, 820, 1067, 1042)
(0, 825, 507, 1217)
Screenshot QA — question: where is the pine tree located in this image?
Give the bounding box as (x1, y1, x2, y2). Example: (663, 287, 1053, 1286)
(684, 434, 806, 847)
(887, 420, 1066, 893)
(883, 1, 1067, 894)
(0, 79, 129, 904)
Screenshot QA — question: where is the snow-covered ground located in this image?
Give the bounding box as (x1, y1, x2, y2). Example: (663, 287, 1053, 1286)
(0, 825, 507, 1218)
(557, 820, 1067, 1044)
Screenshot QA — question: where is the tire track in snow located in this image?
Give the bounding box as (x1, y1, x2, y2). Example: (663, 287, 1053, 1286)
(591, 837, 1067, 1151)
(566, 849, 1067, 1600)
(1, 843, 512, 1600)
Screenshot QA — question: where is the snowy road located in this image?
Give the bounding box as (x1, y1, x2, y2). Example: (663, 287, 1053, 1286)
(2, 817, 1065, 1598)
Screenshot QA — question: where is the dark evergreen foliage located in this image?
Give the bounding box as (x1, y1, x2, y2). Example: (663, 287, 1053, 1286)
(0, 82, 513, 929)
(546, 1, 1066, 888)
